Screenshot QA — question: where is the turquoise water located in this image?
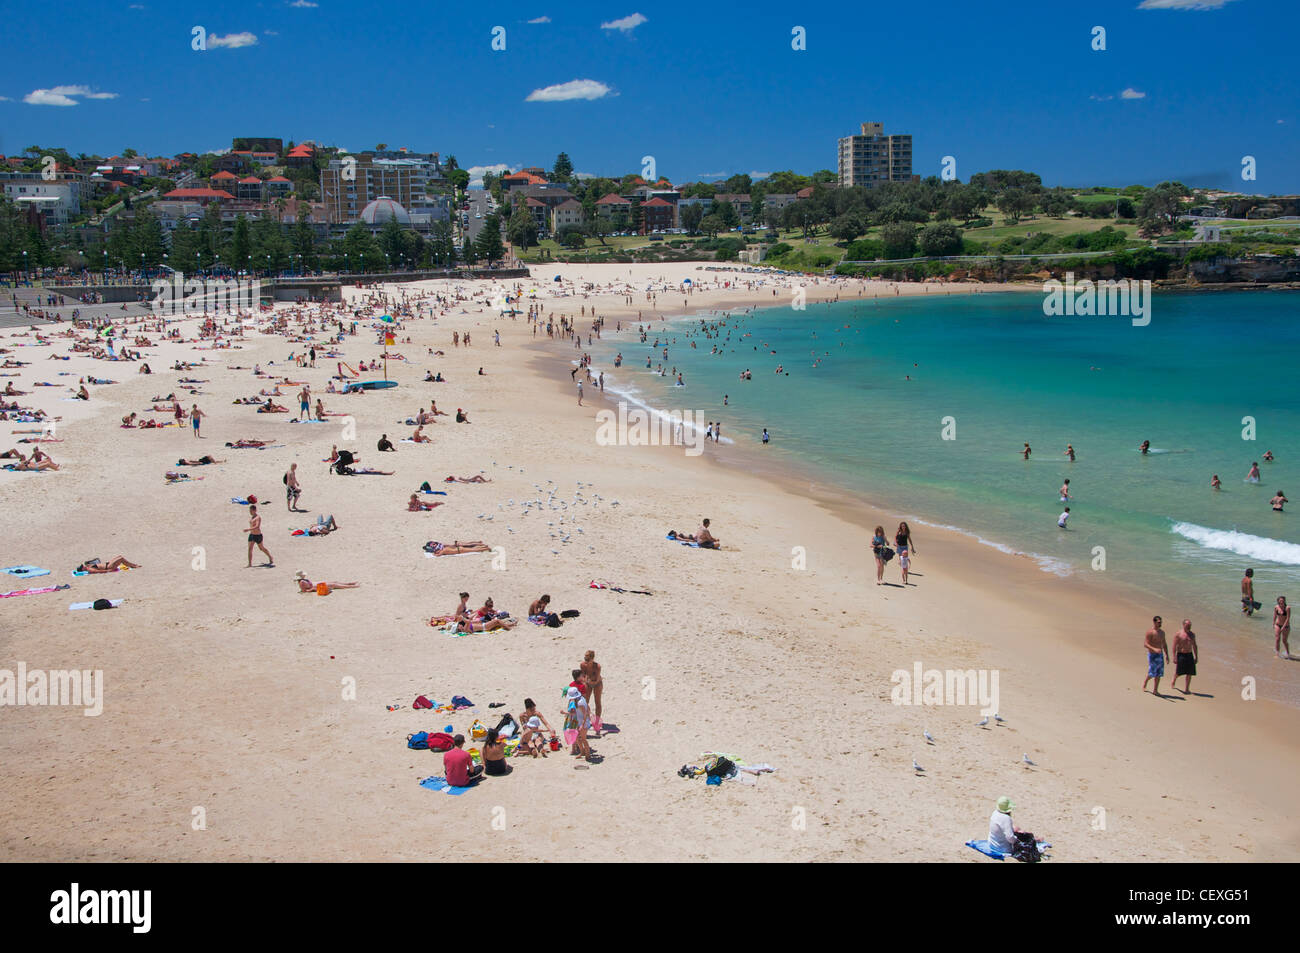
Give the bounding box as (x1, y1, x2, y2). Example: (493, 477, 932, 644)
(594, 290, 1300, 639)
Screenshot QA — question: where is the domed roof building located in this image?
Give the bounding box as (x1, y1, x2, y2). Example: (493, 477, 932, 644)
(360, 196, 410, 225)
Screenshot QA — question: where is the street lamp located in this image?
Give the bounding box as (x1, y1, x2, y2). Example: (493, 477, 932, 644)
(23, 250, 28, 283)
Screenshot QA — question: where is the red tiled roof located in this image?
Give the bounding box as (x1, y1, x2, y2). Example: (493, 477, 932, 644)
(163, 188, 235, 200)
(239, 176, 262, 184)
(267, 175, 292, 183)
(211, 171, 237, 179)
(643, 197, 672, 206)
(596, 193, 630, 205)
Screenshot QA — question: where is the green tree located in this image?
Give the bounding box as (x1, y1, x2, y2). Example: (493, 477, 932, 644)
(680, 204, 704, 235)
(917, 223, 963, 257)
(712, 200, 739, 229)
(880, 222, 918, 259)
(506, 202, 538, 250)
(828, 211, 867, 243)
(552, 152, 574, 182)
(230, 216, 252, 270)
(699, 214, 724, 238)
(475, 213, 505, 262)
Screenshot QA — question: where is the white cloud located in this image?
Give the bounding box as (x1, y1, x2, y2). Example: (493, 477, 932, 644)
(528, 16, 551, 23)
(289, 0, 318, 6)
(526, 79, 613, 102)
(1120, 87, 1147, 99)
(467, 163, 512, 187)
(0, 96, 10, 101)
(1138, 0, 1240, 9)
(23, 85, 118, 106)
(265, 30, 279, 35)
(1090, 94, 1115, 101)
(208, 32, 259, 48)
(748, 171, 771, 180)
(129, 3, 145, 8)
(601, 12, 646, 32)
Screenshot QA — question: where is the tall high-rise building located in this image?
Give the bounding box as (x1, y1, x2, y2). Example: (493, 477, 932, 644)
(320, 151, 447, 224)
(837, 122, 912, 188)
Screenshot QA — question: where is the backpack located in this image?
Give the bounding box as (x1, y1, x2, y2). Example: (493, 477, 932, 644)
(706, 756, 736, 779)
(406, 731, 430, 749)
(283, 473, 288, 485)
(546, 613, 562, 628)
(420, 481, 432, 492)
(1011, 832, 1041, 863)
(427, 732, 456, 752)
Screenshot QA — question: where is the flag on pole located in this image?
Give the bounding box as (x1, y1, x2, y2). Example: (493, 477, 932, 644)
(384, 331, 395, 346)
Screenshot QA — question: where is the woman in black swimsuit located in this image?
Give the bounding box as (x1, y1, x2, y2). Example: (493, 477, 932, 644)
(482, 729, 510, 776)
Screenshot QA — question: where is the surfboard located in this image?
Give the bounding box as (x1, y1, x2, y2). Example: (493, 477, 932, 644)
(344, 380, 398, 393)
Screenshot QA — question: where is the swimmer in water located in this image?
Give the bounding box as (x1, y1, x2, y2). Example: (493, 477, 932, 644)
(1140, 440, 1150, 455)
(1064, 444, 1076, 462)
(1211, 474, 1221, 490)
(1263, 451, 1274, 462)
(1270, 490, 1288, 512)
(1247, 462, 1261, 483)
(1059, 479, 1071, 502)
(1021, 443, 1031, 460)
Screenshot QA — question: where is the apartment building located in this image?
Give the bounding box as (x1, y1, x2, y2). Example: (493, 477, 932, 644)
(837, 121, 913, 188)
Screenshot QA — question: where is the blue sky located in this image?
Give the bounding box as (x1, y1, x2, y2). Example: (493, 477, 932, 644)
(2, 0, 1296, 192)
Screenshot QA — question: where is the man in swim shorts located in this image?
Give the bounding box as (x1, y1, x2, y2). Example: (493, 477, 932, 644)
(1171, 620, 1198, 694)
(1242, 568, 1256, 616)
(1142, 616, 1169, 696)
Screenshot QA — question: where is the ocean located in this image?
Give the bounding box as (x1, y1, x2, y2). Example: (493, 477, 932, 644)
(590, 287, 1300, 664)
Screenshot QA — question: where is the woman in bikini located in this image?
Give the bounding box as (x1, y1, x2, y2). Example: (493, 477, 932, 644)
(580, 650, 603, 724)
(77, 556, 141, 573)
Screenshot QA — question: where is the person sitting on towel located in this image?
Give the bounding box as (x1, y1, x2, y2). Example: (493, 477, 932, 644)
(443, 734, 483, 787)
(988, 796, 1035, 855)
(696, 518, 720, 549)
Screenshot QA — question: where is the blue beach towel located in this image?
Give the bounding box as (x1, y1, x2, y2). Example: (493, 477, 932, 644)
(230, 498, 253, 505)
(2, 566, 50, 578)
(965, 839, 1051, 860)
(418, 775, 474, 796)
(666, 534, 700, 548)
(420, 490, 448, 496)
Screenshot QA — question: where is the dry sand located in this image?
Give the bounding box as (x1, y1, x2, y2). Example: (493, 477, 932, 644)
(1, 262, 1296, 862)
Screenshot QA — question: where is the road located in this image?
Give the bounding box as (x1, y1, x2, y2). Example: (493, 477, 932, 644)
(464, 188, 496, 245)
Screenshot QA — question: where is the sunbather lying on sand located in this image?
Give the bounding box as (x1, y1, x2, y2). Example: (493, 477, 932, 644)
(177, 456, 224, 466)
(13, 450, 59, 471)
(257, 400, 289, 413)
(77, 556, 140, 573)
(426, 540, 491, 555)
(408, 493, 444, 511)
(226, 439, 271, 448)
(455, 616, 517, 633)
(296, 515, 339, 536)
(445, 474, 491, 483)
(295, 572, 359, 593)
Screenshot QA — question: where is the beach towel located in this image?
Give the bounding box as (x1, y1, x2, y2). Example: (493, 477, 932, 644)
(1, 584, 68, 598)
(2, 565, 50, 578)
(419, 490, 448, 495)
(418, 775, 474, 796)
(69, 599, 123, 610)
(666, 534, 700, 548)
(965, 839, 1051, 861)
(230, 498, 253, 505)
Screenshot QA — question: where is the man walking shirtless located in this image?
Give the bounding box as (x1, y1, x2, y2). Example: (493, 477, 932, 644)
(1142, 616, 1170, 697)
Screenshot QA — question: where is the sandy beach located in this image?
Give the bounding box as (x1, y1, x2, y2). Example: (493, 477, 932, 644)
(2, 262, 1297, 863)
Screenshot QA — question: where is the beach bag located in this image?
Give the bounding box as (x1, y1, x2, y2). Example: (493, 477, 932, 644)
(706, 756, 736, 779)
(406, 731, 430, 750)
(470, 720, 487, 741)
(412, 695, 433, 710)
(881, 547, 895, 562)
(427, 732, 456, 752)
(92, 598, 114, 611)
(546, 613, 562, 628)
(420, 481, 432, 492)
(1012, 832, 1041, 864)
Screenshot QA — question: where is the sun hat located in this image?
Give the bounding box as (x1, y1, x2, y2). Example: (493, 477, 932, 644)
(996, 796, 1015, 814)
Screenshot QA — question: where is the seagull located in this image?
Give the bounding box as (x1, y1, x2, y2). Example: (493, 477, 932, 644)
(912, 759, 925, 773)
(975, 716, 989, 728)
(994, 713, 1006, 724)
(1022, 753, 1036, 767)
(924, 730, 935, 745)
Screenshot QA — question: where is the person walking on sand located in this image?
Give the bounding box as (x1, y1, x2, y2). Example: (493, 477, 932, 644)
(246, 504, 274, 568)
(1143, 616, 1169, 696)
(285, 462, 302, 512)
(1171, 619, 1198, 694)
(1274, 597, 1292, 659)
(577, 379, 583, 406)
(1242, 568, 1257, 616)
(871, 525, 889, 584)
(190, 404, 204, 437)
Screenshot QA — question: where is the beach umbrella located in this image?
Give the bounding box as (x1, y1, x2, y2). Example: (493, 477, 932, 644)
(553, 275, 561, 282)
(682, 278, 693, 284)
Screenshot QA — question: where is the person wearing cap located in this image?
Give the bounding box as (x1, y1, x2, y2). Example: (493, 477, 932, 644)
(988, 796, 1033, 855)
